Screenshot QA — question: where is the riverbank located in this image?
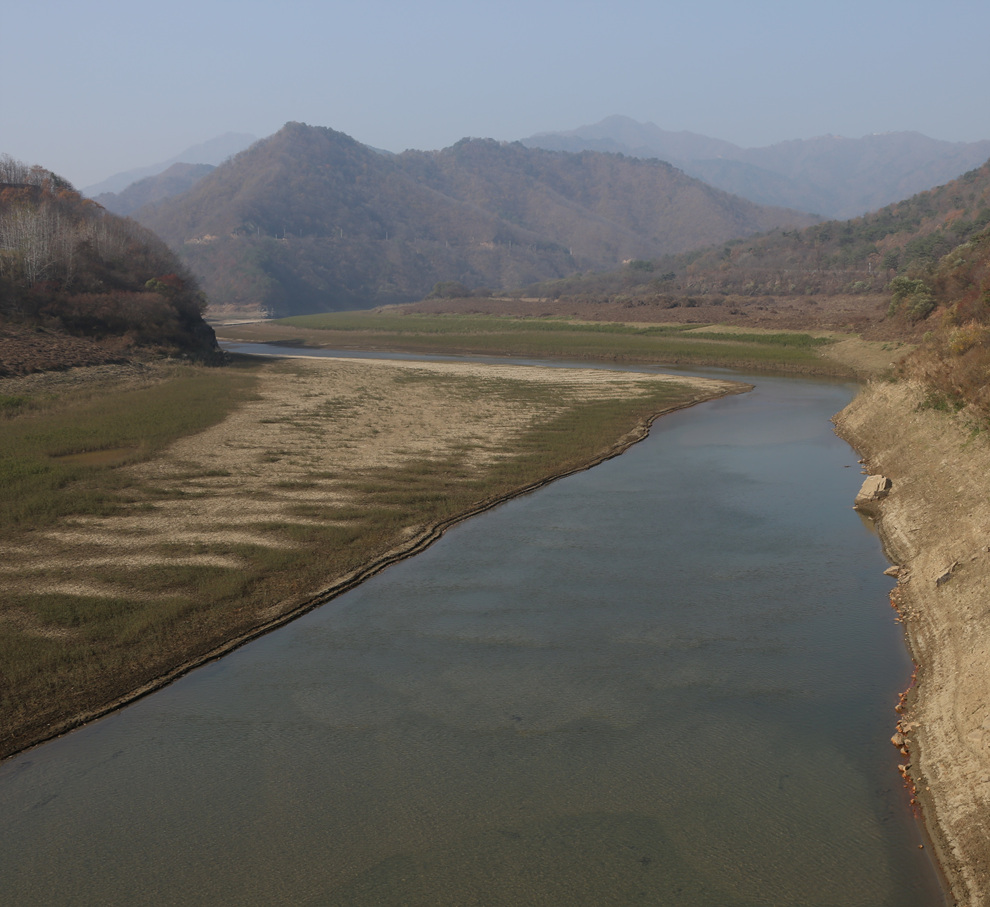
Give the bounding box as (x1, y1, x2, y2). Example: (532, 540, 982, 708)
(213, 316, 897, 379)
(835, 380, 990, 906)
(0, 355, 743, 760)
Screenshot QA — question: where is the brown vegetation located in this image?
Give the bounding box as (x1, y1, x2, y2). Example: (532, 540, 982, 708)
(0, 324, 131, 377)
(893, 227, 990, 425)
(0, 155, 218, 366)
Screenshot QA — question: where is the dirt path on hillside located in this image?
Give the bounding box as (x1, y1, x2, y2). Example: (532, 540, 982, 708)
(836, 381, 990, 907)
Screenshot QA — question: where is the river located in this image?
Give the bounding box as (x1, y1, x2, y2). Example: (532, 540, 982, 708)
(0, 357, 945, 905)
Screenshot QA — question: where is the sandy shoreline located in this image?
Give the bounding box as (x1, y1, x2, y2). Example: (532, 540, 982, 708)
(1, 355, 742, 759)
(836, 381, 990, 906)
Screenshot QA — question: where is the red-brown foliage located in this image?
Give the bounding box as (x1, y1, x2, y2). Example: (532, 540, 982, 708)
(0, 155, 216, 360)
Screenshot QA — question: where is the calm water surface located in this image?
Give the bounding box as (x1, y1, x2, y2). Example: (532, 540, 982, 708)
(0, 370, 945, 905)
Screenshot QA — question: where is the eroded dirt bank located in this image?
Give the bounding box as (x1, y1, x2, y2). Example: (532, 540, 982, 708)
(835, 380, 990, 906)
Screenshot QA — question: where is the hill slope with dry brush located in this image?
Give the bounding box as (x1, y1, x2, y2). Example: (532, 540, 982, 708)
(0, 156, 218, 375)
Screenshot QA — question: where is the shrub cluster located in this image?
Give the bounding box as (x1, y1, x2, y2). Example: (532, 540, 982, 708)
(899, 227, 990, 423)
(0, 155, 217, 359)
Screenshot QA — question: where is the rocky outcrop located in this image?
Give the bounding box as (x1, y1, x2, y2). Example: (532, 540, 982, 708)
(853, 473, 891, 516)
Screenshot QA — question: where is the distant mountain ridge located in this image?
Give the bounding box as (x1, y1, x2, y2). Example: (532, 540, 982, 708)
(136, 122, 817, 316)
(522, 116, 990, 219)
(525, 117, 740, 161)
(526, 154, 990, 319)
(82, 132, 257, 197)
(95, 163, 216, 216)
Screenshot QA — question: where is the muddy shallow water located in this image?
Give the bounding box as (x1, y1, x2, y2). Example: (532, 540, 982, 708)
(0, 369, 945, 905)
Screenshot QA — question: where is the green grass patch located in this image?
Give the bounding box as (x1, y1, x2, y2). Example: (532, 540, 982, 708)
(0, 361, 261, 535)
(274, 311, 843, 374)
(681, 331, 834, 348)
(0, 394, 34, 416)
(283, 311, 699, 336)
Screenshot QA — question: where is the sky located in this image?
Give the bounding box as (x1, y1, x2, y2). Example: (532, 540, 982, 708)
(3, 0, 989, 190)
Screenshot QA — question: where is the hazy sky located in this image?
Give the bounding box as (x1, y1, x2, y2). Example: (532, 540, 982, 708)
(4, 0, 989, 189)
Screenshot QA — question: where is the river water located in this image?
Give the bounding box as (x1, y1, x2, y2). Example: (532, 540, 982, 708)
(0, 361, 945, 905)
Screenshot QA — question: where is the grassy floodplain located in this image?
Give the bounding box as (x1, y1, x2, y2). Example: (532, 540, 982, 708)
(0, 352, 741, 759)
(0, 362, 259, 532)
(264, 310, 852, 375)
(0, 360, 261, 751)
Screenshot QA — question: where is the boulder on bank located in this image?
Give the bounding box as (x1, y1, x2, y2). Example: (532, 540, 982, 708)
(854, 474, 892, 515)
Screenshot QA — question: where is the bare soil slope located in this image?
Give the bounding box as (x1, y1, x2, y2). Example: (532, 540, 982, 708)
(836, 381, 990, 906)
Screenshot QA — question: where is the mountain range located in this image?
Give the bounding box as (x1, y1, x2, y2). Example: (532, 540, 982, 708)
(134, 122, 817, 315)
(96, 163, 217, 217)
(522, 116, 990, 219)
(527, 154, 990, 320)
(84, 132, 256, 198)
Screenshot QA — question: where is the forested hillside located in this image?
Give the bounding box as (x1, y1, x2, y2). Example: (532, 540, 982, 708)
(531, 158, 990, 313)
(677, 159, 990, 300)
(896, 220, 990, 422)
(0, 156, 217, 374)
(136, 122, 817, 316)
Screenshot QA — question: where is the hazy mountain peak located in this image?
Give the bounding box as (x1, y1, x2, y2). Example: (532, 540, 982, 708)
(82, 132, 257, 197)
(93, 162, 216, 216)
(523, 116, 740, 162)
(172, 132, 258, 165)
